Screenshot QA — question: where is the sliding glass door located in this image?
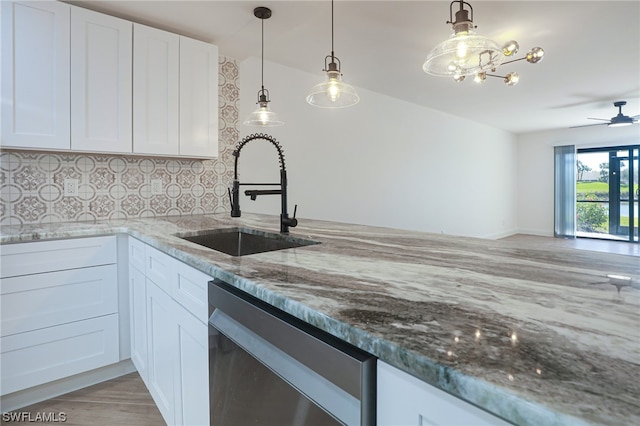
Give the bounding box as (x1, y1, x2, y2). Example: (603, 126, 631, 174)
(576, 145, 638, 242)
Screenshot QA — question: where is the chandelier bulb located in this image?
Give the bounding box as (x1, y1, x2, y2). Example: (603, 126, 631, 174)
(504, 72, 520, 86)
(474, 72, 487, 83)
(502, 40, 519, 57)
(526, 47, 545, 64)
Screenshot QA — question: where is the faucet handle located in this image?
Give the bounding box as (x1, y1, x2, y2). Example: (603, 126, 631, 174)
(228, 188, 234, 210)
(287, 204, 298, 228)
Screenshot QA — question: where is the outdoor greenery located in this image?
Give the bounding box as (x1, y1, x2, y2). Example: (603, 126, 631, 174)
(576, 198, 608, 232)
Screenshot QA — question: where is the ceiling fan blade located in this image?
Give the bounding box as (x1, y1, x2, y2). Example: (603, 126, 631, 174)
(570, 123, 608, 128)
(586, 117, 610, 121)
(631, 114, 640, 119)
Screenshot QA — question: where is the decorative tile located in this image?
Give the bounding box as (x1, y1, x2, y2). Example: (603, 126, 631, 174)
(53, 197, 84, 221)
(90, 167, 116, 190)
(89, 195, 115, 218)
(176, 170, 195, 188)
(14, 196, 47, 222)
(121, 194, 144, 216)
(0, 56, 238, 225)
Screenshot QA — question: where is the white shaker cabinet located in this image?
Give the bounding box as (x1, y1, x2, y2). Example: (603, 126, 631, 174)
(133, 24, 180, 156)
(179, 37, 219, 157)
(70, 7, 132, 153)
(377, 361, 509, 426)
(128, 237, 210, 425)
(1, 1, 71, 150)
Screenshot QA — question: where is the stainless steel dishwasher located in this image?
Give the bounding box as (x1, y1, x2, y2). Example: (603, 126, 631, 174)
(208, 279, 376, 426)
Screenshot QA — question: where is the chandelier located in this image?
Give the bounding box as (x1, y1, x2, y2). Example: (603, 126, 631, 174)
(423, 0, 544, 86)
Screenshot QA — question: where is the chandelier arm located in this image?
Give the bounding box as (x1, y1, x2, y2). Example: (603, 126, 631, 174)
(501, 57, 526, 66)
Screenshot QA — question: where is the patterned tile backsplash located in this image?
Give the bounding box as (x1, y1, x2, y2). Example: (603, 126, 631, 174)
(0, 57, 239, 226)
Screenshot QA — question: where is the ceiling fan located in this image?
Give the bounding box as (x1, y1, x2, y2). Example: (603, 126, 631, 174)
(571, 101, 639, 128)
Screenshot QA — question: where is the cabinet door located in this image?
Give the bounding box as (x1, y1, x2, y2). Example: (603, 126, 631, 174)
(173, 302, 209, 426)
(133, 24, 179, 156)
(70, 6, 132, 153)
(146, 282, 176, 424)
(1, 1, 70, 150)
(129, 265, 148, 384)
(377, 361, 508, 426)
(179, 37, 219, 158)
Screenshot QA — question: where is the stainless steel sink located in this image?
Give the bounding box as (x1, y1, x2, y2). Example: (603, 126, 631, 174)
(177, 227, 319, 257)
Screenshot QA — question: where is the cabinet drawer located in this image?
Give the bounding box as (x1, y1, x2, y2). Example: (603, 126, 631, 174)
(129, 236, 146, 272)
(1, 264, 118, 337)
(145, 245, 172, 294)
(0, 236, 117, 278)
(173, 261, 211, 324)
(0, 314, 119, 395)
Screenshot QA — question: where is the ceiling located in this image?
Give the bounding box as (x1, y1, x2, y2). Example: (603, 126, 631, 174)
(65, 1, 640, 134)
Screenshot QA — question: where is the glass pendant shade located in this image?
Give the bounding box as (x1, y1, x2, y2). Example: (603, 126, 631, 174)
(243, 101, 283, 127)
(423, 31, 504, 77)
(306, 70, 360, 108)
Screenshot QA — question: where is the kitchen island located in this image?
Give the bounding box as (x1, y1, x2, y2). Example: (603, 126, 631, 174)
(1, 213, 638, 425)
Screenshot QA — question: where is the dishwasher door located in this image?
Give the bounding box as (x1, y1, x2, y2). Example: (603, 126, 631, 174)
(208, 279, 376, 426)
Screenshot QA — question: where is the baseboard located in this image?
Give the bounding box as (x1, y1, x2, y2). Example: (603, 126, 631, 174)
(0, 359, 136, 412)
(481, 228, 520, 240)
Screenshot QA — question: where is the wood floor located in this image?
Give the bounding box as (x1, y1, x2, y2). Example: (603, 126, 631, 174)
(1, 373, 165, 426)
(500, 234, 640, 257)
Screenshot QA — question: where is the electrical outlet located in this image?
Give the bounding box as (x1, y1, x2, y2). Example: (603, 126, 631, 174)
(151, 179, 163, 195)
(64, 178, 79, 196)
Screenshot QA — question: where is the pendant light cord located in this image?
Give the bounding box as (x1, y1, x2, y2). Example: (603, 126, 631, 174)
(261, 17, 265, 91)
(331, 0, 335, 61)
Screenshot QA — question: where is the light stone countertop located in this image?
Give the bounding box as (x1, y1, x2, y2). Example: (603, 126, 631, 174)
(1, 213, 639, 425)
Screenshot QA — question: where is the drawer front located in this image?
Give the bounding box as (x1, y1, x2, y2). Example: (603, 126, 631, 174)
(173, 260, 211, 324)
(0, 236, 117, 278)
(0, 314, 119, 395)
(129, 236, 146, 272)
(145, 245, 172, 294)
(1, 264, 118, 337)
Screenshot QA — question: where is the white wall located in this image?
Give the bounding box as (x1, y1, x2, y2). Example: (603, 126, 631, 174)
(517, 125, 639, 236)
(237, 57, 518, 238)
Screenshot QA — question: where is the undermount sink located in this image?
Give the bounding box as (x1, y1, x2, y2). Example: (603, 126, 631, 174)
(177, 227, 320, 257)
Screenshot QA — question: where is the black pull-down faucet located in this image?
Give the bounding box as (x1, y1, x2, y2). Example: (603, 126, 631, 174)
(229, 133, 298, 234)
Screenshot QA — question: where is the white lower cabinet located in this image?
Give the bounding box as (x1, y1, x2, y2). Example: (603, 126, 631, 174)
(377, 361, 508, 426)
(0, 236, 120, 396)
(128, 236, 210, 425)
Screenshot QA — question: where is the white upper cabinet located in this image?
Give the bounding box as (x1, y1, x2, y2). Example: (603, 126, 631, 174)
(70, 7, 132, 153)
(133, 24, 180, 156)
(1, 1, 71, 150)
(1, 1, 218, 158)
(179, 37, 219, 157)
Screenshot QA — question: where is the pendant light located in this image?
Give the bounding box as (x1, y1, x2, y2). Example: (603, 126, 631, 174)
(243, 7, 283, 127)
(306, 0, 359, 108)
